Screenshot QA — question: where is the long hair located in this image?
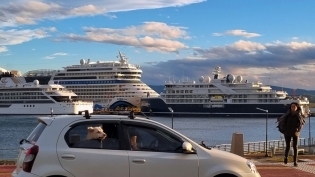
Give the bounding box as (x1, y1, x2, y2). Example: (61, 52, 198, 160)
(290, 102, 301, 112)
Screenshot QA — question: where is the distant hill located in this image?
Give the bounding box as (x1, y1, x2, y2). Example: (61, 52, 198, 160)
(148, 85, 315, 102)
(149, 85, 164, 94)
(271, 86, 315, 96)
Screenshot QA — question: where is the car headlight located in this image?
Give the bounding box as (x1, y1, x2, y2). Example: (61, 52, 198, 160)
(246, 160, 258, 173)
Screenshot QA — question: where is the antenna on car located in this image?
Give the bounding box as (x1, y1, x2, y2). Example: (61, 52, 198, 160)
(128, 110, 135, 119)
(141, 111, 149, 119)
(79, 110, 91, 119)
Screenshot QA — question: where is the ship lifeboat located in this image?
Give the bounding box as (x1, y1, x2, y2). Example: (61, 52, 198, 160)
(210, 96, 224, 102)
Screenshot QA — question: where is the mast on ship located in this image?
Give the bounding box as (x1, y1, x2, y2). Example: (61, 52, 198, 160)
(118, 51, 128, 65)
(212, 66, 221, 79)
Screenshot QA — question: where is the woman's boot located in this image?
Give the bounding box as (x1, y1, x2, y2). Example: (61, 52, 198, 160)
(293, 153, 297, 167)
(284, 157, 288, 164)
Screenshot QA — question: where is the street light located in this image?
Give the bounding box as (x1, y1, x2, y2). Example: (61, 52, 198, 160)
(309, 110, 311, 153)
(257, 107, 269, 157)
(168, 107, 174, 129)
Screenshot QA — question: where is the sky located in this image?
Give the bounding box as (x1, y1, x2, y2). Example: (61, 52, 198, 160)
(0, 0, 315, 90)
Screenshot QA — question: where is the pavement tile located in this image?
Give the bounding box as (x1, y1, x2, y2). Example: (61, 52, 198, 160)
(0, 165, 15, 173)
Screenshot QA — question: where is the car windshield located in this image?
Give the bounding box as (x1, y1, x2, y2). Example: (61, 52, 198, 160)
(26, 123, 46, 143)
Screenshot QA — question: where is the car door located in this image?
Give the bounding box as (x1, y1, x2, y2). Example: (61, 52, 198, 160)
(123, 122, 199, 177)
(56, 120, 129, 177)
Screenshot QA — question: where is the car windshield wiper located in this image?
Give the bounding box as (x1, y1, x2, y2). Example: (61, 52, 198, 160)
(19, 138, 31, 145)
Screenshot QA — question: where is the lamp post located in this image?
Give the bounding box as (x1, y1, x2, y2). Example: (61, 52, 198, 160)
(309, 110, 311, 153)
(257, 107, 269, 157)
(168, 107, 174, 129)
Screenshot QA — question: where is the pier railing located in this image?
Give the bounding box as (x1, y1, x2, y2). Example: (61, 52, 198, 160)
(0, 148, 18, 160)
(215, 137, 315, 154)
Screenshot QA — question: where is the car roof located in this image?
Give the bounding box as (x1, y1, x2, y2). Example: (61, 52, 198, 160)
(37, 114, 154, 126)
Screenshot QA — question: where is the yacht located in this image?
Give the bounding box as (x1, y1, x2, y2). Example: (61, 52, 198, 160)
(141, 66, 310, 117)
(23, 51, 159, 111)
(0, 75, 93, 115)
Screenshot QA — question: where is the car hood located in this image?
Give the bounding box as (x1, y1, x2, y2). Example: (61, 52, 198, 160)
(210, 148, 247, 162)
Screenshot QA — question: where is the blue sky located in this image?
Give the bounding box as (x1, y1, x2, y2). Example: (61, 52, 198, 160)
(0, 0, 315, 90)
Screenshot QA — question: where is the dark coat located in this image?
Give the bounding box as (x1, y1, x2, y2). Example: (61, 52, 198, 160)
(280, 110, 305, 137)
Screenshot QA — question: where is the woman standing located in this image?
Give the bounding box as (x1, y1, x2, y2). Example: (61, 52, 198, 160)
(279, 102, 306, 166)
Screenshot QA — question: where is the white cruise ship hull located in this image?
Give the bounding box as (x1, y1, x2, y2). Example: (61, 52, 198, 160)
(0, 102, 93, 115)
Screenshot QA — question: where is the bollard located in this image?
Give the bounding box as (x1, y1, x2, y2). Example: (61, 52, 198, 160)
(270, 146, 276, 157)
(230, 132, 244, 157)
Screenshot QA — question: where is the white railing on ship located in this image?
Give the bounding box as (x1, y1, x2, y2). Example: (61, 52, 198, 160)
(214, 137, 315, 154)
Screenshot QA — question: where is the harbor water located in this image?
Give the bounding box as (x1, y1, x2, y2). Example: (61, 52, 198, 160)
(1, 115, 314, 159)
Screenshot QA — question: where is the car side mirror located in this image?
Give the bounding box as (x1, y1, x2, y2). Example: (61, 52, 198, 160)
(182, 142, 195, 154)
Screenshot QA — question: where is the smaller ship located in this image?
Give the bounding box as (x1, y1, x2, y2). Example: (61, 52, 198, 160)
(0, 74, 93, 115)
(141, 66, 310, 118)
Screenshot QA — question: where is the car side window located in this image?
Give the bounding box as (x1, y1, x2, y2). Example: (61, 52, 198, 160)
(65, 122, 120, 150)
(126, 125, 183, 153)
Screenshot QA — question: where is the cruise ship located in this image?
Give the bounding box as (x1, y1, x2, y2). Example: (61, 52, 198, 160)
(141, 66, 310, 118)
(0, 74, 93, 115)
(23, 51, 159, 111)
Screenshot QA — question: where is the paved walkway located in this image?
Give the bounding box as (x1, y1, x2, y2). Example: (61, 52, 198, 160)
(0, 165, 14, 177)
(246, 152, 315, 177)
(255, 161, 315, 176)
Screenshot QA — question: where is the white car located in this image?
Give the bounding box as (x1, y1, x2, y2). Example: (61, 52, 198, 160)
(12, 111, 260, 177)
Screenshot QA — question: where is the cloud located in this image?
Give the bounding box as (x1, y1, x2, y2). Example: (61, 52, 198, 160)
(140, 40, 315, 90)
(63, 22, 189, 53)
(44, 56, 55, 60)
(292, 37, 299, 40)
(52, 52, 68, 56)
(44, 52, 68, 59)
(0, 28, 48, 45)
(0, 0, 205, 27)
(0, 46, 8, 52)
(48, 27, 57, 32)
(288, 66, 302, 70)
(213, 29, 261, 38)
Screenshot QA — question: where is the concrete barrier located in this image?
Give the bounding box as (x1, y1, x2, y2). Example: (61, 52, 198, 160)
(230, 132, 244, 157)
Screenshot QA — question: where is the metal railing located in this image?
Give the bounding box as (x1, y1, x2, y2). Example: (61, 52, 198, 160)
(0, 149, 19, 161)
(215, 137, 315, 154)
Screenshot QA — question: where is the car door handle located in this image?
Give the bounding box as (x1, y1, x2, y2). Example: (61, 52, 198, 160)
(61, 154, 76, 160)
(131, 159, 146, 164)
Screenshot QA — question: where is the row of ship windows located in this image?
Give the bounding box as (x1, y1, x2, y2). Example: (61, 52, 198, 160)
(77, 92, 151, 98)
(0, 89, 43, 92)
(75, 92, 145, 95)
(0, 93, 44, 96)
(167, 84, 255, 88)
(67, 84, 146, 88)
(167, 90, 272, 94)
(164, 95, 275, 98)
(59, 81, 115, 84)
(99, 76, 141, 79)
(0, 96, 49, 99)
(78, 96, 136, 98)
(72, 89, 152, 92)
(60, 72, 141, 76)
(24, 105, 35, 107)
(166, 92, 275, 98)
(58, 80, 141, 85)
(165, 99, 279, 103)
